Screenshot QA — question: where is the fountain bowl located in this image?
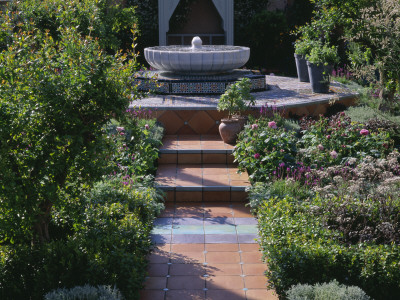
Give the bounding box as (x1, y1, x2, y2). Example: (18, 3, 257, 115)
(144, 37, 250, 75)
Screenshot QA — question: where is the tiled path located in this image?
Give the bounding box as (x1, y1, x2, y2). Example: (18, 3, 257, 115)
(140, 135, 278, 300)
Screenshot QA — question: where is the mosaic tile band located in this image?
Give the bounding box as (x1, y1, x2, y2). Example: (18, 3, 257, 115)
(133, 71, 267, 95)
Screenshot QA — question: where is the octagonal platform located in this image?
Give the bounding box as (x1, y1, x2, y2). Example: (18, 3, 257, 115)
(130, 75, 358, 135)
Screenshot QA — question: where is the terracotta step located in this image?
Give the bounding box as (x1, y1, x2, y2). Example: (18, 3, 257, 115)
(158, 135, 235, 164)
(156, 164, 250, 202)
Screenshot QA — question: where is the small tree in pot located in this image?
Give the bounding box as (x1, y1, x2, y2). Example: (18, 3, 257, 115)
(217, 78, 255, 144)
(294, 37, 317, 82)
(306, 42, 339, 93)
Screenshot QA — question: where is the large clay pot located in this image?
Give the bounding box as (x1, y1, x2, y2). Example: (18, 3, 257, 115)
(294, 54, 309, 82)
(219, 118, 242, 145)
(233, 115, 248, 130)
(307, 61, 333, 93)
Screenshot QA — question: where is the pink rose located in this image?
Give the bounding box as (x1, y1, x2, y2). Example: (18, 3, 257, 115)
(145, 124, 150, 130)
(116, 126, 125, 132)
(251, 124, 258, 130)
(254, 153, 260, 159)
(330, 150, 338, 159)
(318, 144, 324, 151)
(268, 121, 277, 129)
(326, 135, 331, 139)
(360, 129, 369, 136)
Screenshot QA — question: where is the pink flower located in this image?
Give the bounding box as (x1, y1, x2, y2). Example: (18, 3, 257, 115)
(318, 144, 324, 151)
(254, 153, 260, 159)
(330, 150, 338, 159)
(145, 124, 150, 130)
(116, 126, 125, 132)
(326, 135, 331, 139)
(268, 121, 277, 129)
(360, 129, 369, 136)
(251, 124, 258, 130)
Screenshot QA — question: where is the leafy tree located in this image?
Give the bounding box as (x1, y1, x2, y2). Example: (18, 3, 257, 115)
(0, 2, 138, 244)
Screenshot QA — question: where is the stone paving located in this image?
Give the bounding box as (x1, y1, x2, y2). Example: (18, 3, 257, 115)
(130, 75, 358, 110)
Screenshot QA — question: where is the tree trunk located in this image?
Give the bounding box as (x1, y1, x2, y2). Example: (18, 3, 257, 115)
(33, 200, 52, 244)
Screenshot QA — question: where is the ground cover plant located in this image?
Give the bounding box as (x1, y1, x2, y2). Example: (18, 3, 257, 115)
(0, 1, 164, 299)
(234, 106, 400, 299)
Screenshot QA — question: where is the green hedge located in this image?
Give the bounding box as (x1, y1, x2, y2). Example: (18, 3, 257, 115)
(0, 178, 164, 299)
(257, 195, 400, 300)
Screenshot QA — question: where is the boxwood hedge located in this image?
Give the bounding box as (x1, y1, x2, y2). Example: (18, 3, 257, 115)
(258, 196, 400, 300)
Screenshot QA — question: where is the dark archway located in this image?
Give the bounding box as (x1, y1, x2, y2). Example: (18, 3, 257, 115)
(167, 0, 225, 45)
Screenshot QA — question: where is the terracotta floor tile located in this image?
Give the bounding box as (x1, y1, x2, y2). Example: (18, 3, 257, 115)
(171, 244, 204, 252)
(147, 264, 169, 277)
(144, 277, 167, 290)
(169, 263, 206, 276)
(240, 252, 263, 264)
(206, 276, 244, 290)
(206, 244, 239, 252)
(205, 290, 246, 300)
(153, 243, 171, 252)
(239, 244, 260, 252)
(246, 289, 278, 300)
(148, 251, 170, 264)
(140, 290, 165, 300)
(166, 290, 205, 300)
(205, 263, 242, 276)
(204, 211, 234, 218)
(206, 252, 240, 264)
(203, 167, 228, 175)
(242, 264, 267, 276)
(170, 252, 205, 264)
(167, 275, 206, 290)
(244, 276, 267, 289)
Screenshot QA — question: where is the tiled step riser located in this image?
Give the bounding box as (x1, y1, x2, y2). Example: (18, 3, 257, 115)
(163, 190, 248, 203)
(159, 152, 235, 164)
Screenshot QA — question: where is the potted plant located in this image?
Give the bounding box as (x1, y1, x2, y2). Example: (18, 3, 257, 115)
(306, 42, 339, 93)
(217, 78, 255, 144)
(294, 38, 315, 82)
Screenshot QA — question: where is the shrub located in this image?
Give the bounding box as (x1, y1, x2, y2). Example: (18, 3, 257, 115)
(287, 280, 370, 300)
(234, 116, 298, 182)
(45, 285, 123, 300)
(257, 195, 400, 299)
(0, 177, 164, 299)
(298, 113, 393, 167)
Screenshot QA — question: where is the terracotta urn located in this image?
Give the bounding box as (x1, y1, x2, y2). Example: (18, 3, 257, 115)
(219, 118, 242, 145)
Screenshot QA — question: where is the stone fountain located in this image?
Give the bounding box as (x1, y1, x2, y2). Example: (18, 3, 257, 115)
(134, 37, 267, 95)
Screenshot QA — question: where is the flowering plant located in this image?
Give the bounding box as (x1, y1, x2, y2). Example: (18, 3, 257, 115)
(298, 113, 393, 167)
(234, 116, 298, 182)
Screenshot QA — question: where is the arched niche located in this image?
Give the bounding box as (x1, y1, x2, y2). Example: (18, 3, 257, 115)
(158, 0, 233, 46)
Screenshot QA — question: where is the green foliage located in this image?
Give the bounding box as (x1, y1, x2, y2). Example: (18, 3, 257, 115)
(287, 280, 370, 300)
(234, 116, 298, 182)
(257, 195, 400, 299)
(248, 180, 314, 209)
(217, 78, 255, 118)
(0, 22, 137, 243)
(106, 113, 164, 177)
(346, 0, 400, 103)
(299, 113, 393, 167)
(0, 177, 164, 299)
(45, 285, 123, 300)
(2, 0, 138, 54)
(306, 42, 339, 66)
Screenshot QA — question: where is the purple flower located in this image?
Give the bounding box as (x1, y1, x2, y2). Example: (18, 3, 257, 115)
(360, 129, 369, 136)
(251, 124, 258, 130)
(145, 124, 150, 130)
(318, 144, 324, 151)
(268, 121, 277, 129)
(254, 153, 260, 159)
(330, 150, 338, 159)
